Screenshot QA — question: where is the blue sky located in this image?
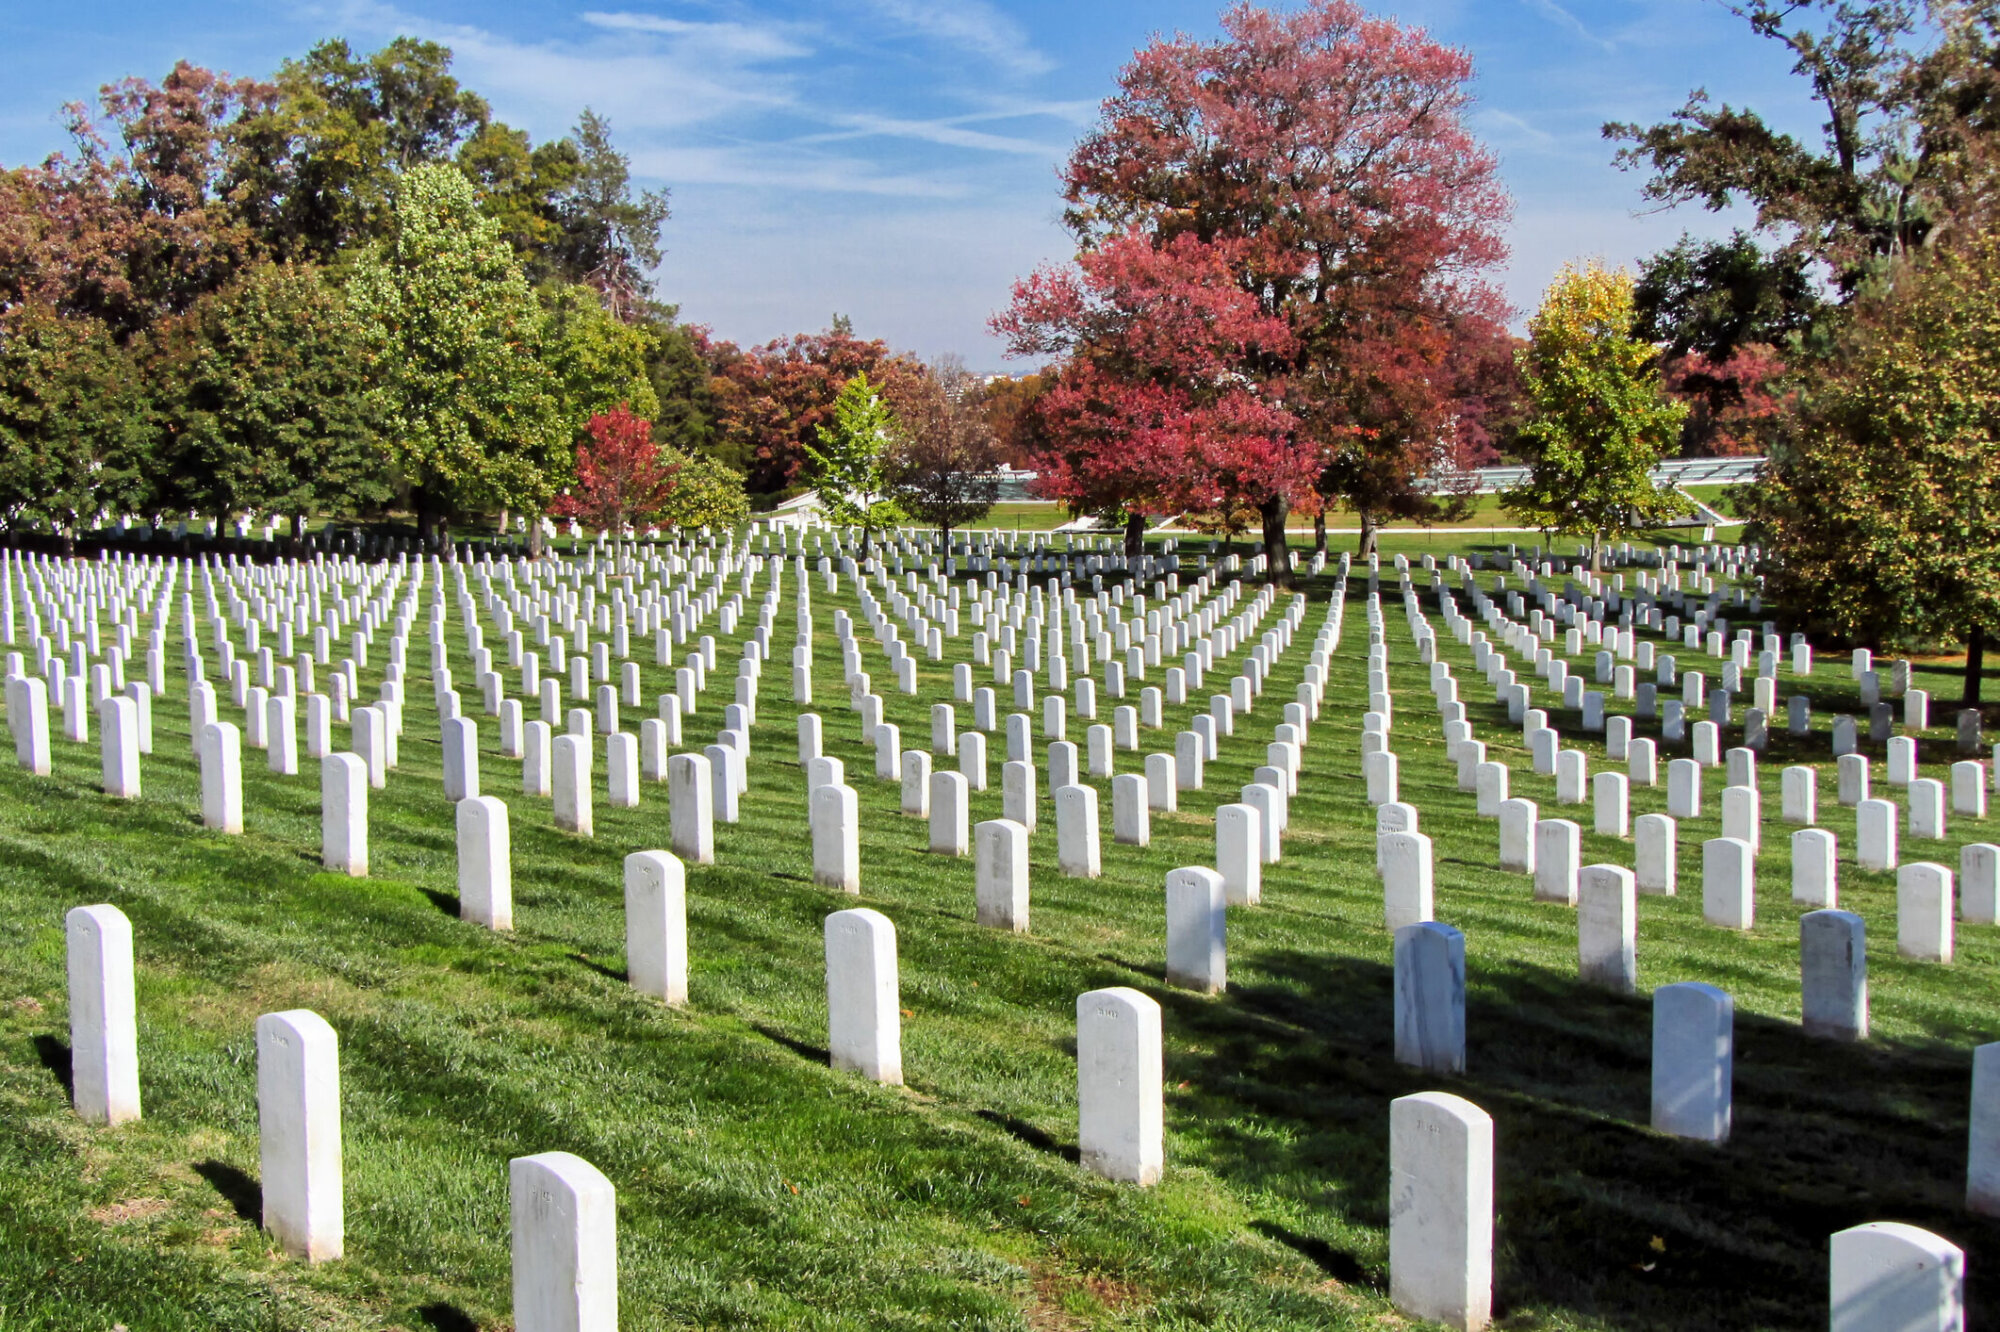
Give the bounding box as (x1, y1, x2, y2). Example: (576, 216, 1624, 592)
(1, 0, 1819, 367)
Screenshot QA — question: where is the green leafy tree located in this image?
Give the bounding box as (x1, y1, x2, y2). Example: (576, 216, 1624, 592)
(1503, 262, 1691, 569)
(1744, 234, 2000, 702)
(1606, 2, 2000, 331)
(549, 110, 670, 318)
(260, 37, 492, 261)
(642, 316, 725, 455)
(655, 449, 749, 532)
(538, 281, 660, 442)
(147, 262, 389, 547)
(457, 121, 581, 264)
(348, 163, 566, 551)
(1633, 231, 1823, 363)
(807, 372, 903, 558)
(0, 304, 150, 552)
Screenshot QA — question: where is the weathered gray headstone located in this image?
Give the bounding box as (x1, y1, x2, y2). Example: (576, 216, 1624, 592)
(1578, 865, 1638, 992)
(929, 769, 969, 855)
(1828, 1222, 1963, 1332)
(623, 850, 686, 1006)
(1533, 819, 1579, 905)
(1057, 784, 1103, 879)
(1793, 828, 1838, 908)
(1858, 797, 1899, 871)
(1388, 1091, 1493, 1332)
(1393, 921, 1465, 1073)
(1382, 830, 1434, 930)
(974, 819, 1030, 933)
(1651, 982, 1732, 1143)
(1636, 813, 1678, 896)
(200, 720, 243, 834)
(553, 734, 593, 837)
(811, 782, 860, 893)
(458, 795, 512, 930)
(1897, 862, 1954, 962)
(1800, 909, 1866, 1040)
(1164, 866, 1226, 994)
(667, 752, 714, 864)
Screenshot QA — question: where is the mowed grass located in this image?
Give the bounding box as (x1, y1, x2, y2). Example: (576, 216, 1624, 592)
(0, 541, 1992, 1328)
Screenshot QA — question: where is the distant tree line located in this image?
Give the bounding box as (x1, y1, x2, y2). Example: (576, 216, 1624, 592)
(0, 37, 1041, 552)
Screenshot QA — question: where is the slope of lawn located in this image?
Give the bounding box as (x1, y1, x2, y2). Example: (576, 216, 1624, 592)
(0, 535, 1990, 1329)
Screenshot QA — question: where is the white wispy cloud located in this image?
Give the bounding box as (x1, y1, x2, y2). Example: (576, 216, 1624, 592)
(578, 11, 814, 61)
(1519, 0, 1617, 52)
(796, 111, 1062, 156)
(314, 0, 807, 134)
(627, 144, 974, 199)
(1476, 108, 1557, 148)
(852, 0, 1054, 77)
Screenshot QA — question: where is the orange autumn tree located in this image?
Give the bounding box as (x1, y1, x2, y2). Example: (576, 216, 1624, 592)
(550, 405, 678, 532)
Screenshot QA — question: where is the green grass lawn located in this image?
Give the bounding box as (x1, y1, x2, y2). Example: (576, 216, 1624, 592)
(974, 503, 1078, 533)
(0, 535, 1992, 1328)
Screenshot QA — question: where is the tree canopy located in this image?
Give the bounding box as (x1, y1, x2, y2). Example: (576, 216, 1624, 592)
(1744, 233, 2000, 699)
(999, 0, 1512, 567)
(347, 164, 568, 543)
(0, 34, 744, 550)
(1502, 262, 1691, 567)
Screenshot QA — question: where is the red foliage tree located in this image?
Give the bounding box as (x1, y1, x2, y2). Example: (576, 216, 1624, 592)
(708, 325, 930, 495)
(1663, 343, 1788, 457)
(979, 369, 1059, 468)
(996, 230, 1305, 554)
(549, 405, 678, 531)
(1443, 315, 1529, 470)
(0, 61, 277, 343)
(997, 0, 1511, 571)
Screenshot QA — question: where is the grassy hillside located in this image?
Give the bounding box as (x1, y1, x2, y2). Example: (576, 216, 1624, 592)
(0, 538, 1990, 1329)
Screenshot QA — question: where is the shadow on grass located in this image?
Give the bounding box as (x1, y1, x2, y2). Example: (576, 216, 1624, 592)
(977, 1109, 1080, 1165)
(414, 1303, 477, 1332)
(1165, 946, 2000, 1331)
(419, 887, 461, 919)
(1248, 1219, 1379, 1291)
(749, 1021, 830, 1066)
(31, 1035, 71, 1101)
(192, 1160, 262, 1224)
(571, 952, 627, 984)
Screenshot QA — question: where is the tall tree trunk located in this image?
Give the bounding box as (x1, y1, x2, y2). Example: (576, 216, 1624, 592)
(439, 514, 454, 562)
(1357, 508, 1379, 558)
(1123, 511, 1146, 558)
(528, 518, 546, 559)
(1260, 496, 1293, 587)
(1313, 510, 1327, 556)
(1591, 530, 1605, 574)
(416, 489, 438, 551)
(1968, 624, 1986, 705)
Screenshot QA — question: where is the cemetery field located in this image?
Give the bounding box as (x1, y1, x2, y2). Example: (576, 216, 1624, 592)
(0, 540, 1998, 1329)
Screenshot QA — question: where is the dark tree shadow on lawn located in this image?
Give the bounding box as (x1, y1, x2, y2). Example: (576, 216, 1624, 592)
(1160, 947, 2000, 1331)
